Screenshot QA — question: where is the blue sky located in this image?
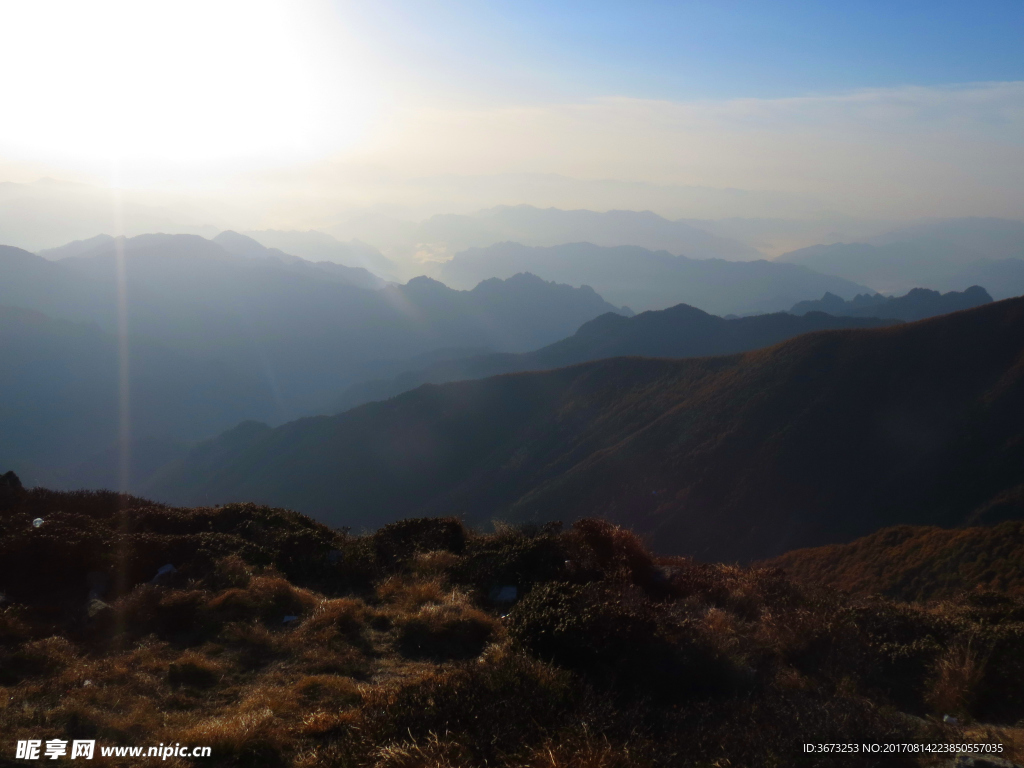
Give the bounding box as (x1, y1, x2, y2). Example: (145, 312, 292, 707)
(339, 1, 1024, 102)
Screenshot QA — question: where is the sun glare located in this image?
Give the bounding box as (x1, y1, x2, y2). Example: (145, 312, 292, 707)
(0, 0, 375, 177)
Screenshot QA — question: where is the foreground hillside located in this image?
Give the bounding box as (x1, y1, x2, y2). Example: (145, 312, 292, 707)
(1, 486, 1020, 767)
(152, 297, 1024, 562)
(335, 302, 897, 412)
(767, 520, 1024, 602)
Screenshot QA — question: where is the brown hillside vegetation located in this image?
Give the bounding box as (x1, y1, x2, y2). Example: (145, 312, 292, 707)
(1, 487, 1023, 767)
(766, 520, 1024, 602)
(151, 296, 1024, 563)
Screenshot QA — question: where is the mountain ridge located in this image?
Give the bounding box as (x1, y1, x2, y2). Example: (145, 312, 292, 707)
(333, 302, 898, 413)
(438, 240, 874, 314)
(790, 285, 992, 321)
(147, 296, 1024, 562)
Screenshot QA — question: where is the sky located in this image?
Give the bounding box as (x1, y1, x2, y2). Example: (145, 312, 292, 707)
(0, 0, 1022, 228)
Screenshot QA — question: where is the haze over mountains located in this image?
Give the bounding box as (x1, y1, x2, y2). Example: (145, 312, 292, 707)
(149, 297, 1024, 562)
(242, 229, 399, 280)
(0, 305, 273, 489)
(0, 234, 632, 488)
(776, 217, 1024, 297)
(4, 208, 1024, 537)
(439, 241, 873, 314)
(0, 179, 220, 251)
(412, 205, 762, 262)
(333, 303, 898, 413)
(790, 285, 992, 321)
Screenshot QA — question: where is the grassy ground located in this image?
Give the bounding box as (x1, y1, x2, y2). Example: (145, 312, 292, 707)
(0, 488, 1021, 767)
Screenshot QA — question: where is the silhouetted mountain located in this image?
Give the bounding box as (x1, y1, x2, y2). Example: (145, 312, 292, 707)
(766, 520, 1024, 601)
(244, 229, 397, 279)
(867, 217, 1024, 257)
(0, 305, 274, 489)
(334, 304, 898, 412)
(148, 298, 1024, 562)
(37, 233, 115, 260)
(943, 258, 1024, 301)
(213, 230, 387, 290)
(416, 205, 761, 261)
(776, 217, 1024, 295)
(438, 241, 871, 314)
(0, 236, 627, 420)
(790, 285, 991, 321)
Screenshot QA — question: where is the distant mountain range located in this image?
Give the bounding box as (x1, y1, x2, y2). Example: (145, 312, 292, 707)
(333, 304, 898, 413)
(0, 235, 630, 487)
(0, 236, 628, 413)
(212, 231, 387, 290)
(243, 229, 398, 280)
(776, 217, 1024, 297)
(0, 305, 272, 488)
(40, 231, 389, 291)
(766, 520, 1024, 601)
(438, 241, 872, 314)
(790, 285, 991, 321)
(415, 205, 762, 261)
(147, 297, 1024, 562)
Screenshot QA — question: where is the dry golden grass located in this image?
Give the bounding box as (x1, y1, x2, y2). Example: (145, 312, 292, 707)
(926, 641, 987, 718)
(371, 732, 472, 768)
(2, 498, 1023, 767)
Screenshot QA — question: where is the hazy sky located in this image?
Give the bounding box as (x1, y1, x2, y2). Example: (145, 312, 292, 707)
(1, 0, 1022, 222)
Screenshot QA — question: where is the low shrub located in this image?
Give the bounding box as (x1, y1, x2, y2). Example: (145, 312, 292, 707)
(0, 636, 79, 683)
(359, 653, 578, 764)
(2, 495, 1021, 766)
(451, 527, 567, 597)
(299, 597, 372, 644)
(967, 623, 1024, 723)
(167, 651, 223, 689)
(507, 582, 739, 702)
(292, 674, 362, 706)
(374, 517, 466, 570)
(396, 604, 499, 660)
(206, 575, 317, 624)
(178, 708, 289, 768)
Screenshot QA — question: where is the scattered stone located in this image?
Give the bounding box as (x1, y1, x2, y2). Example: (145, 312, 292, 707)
(86, 599, 111, 619)
(149, 564, 177, 585)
